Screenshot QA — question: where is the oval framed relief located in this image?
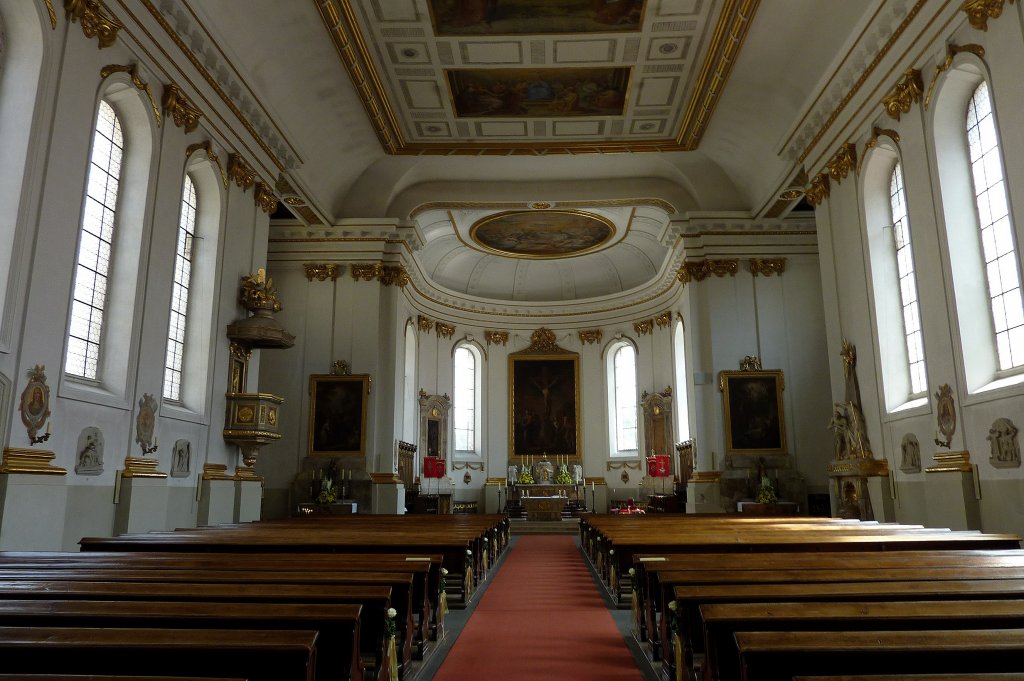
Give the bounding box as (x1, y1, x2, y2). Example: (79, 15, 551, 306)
(469, 210, 615, 259)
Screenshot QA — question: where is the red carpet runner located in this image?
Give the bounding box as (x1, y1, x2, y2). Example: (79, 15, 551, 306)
(434, 535, 644, 680)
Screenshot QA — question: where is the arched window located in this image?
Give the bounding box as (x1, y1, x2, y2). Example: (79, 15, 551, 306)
(889, 163, 927, 395)
(162, 175, 197, 401)
(403, 322, 417, 440)
(453, 343, 482, 454)
(966, 81, 1024, 370)
(672, 319, 690, 441)
(65, 100, 123, 379)
(607, 340, 638, 455)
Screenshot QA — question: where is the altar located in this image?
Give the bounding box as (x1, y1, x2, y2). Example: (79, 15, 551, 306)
(521, 496, 565, 522)
(515, 484, 578, 499)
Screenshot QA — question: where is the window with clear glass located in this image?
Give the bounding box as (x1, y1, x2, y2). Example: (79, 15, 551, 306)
(65, 100, 122, 379)
(967, 81, 1024, 370)
(673, 320, 690, 441)
(453, 346, 476, 452)
(163, 175, 197, 401)
(613, 344, 638, 451)
(889, 163, 927, 393)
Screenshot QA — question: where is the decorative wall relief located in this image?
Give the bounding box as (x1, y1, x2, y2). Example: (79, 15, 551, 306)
(171, 439, 192, 477)
(484, 330, 509, 346)
(881, 68, 923, 121)
(19, 365, 51, 445)
(65, 0, 123, 49)
(900, 433, 921, 473)
(74, 427, 104, 475)
(933, 384, 956, 449)
(135, 393, 158, 455)
(987, 418, 1020, 468)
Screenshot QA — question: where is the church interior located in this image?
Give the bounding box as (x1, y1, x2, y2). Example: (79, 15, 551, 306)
(3, 0, 1024, 678)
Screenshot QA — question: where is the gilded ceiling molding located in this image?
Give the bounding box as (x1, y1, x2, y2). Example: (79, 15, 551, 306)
(100, 64, 161, 126)
(677, 259, 740, 285)
(634, 319, 654, 336)
(227, 154, 257, 192)
(409, 198, 677, 220)
(184, 141, 227, 189)
(42, 0, 57, 29)
(655, 311, 673, 329)
(826, 143, 857, 183)
(64, 0, 122, 48)
(805, 172, 831, 208)
(292, 205, 324, 225)
(303, 264, 340, 282)
(748, 258, 787, 277)
(379, 266, 410, 288)
(925, 44, 986, 108)
(881, 68, 924, 121)
(253, 182, 278, 215)
(960, 0, 1016, 31)
(350, 264, 384, 281)
(417, 315, 434, 333)
(578, 329, 603, 345)
(484, 331, 509, 346)
(162, 83, 202, 134)
(435, 322, 456, 340)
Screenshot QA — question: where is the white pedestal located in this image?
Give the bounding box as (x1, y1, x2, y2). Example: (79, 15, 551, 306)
(926, 469, 981, 530)
(372, 480, 406, 514)
(234, 479, 262, 522)
(0, 473, 68, 550)
(198, 479, 236, 526)
(114, 477, 169, 535)
(687, 477, 722, 513)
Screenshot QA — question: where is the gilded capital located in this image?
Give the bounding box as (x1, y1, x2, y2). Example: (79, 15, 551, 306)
(227, 154, 257, 192)
(162, 83, 203, 134)
(578, 329, 603, 345)
(350, 264, 384, 281)
(65, 0, 122, 48)
(633, 319, 654, 336)
(827, 143, 857, 182)
(254, 182, 278, 215)
(303, 264, 340, 282)
(484, 330, 509, 346)
(655, 311, 673, 329)
(435, 322, 456, 339)
(417, 315, 434, 333)
(380, 265, 410, 288)
(960, 0, 1012, 30)
(881, 68, 924, 121)
(748, 257, 787, 277)
(805, 172, 831, 208)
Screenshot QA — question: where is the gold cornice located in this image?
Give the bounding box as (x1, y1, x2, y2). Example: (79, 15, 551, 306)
(185, 141, 228, 188)
(162, 83, 202, 134)
(748, 257, 787, 276)
(578, 329, 603, 345)
(925, 43, 986, 107)
(43, 0, 57, 28)
(254, 182, 278, 215)
(0, 448, 67, 476)
(633, 319, 654, 336)
(826, 143, 857, 183)
(227, 154, 257, 192)
(121, 456, 167, 479)
(805, 172, 831, 208)
(798, 0, 927, 164)
(484, 330, 509, 346)
(881, 68, 924, 122)
(101, 64, 161, 126)
(64, 0, 122, 48)
(303, 263, 340, 281)
(351, 263, 384, 281)
(417, 315, 434, 333)
(960, 0, 1015, 30)
(315, 0, 759, 155)
(676, 259, 740, 284)
(435, 322, 456, 339)
(655, 311, 672, 329)
(926, 451, 973, 473)
(201, 463, 234, 481)
(826, 457, 890, 477)
(380, 265, 410, 288)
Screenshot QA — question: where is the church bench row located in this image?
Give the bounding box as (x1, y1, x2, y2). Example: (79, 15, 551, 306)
(0, 677, 247, 681)
(792, 676, 1024, 681)
(0, 627, 319, 681)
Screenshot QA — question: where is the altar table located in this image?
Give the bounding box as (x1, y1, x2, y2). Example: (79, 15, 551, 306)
(522, 496, 565, 522)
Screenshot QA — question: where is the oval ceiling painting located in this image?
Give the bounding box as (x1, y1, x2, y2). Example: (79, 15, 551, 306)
(469, 210, 615, 259)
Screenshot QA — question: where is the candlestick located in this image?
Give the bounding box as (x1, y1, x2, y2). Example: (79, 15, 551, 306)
(45, 421, 51, 435)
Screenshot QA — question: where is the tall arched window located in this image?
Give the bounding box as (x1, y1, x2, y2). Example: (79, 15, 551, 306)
(966, 81, 1024, 370)
(889, 163, 927, 394)
(65, 100, 123, 379)
(453, 343, 482, 454)
(607, 340, 638, 455)
(403, 322, 417, 440)
(672, 319, 690, 441)
(162, 175, 197, 401)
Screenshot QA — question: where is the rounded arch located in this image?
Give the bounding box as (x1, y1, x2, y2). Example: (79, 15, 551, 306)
(402, 319, 417, 439)
(605, 335, 639, 456)
(452, 338, 485, 456)
(672, 317, 691, 441)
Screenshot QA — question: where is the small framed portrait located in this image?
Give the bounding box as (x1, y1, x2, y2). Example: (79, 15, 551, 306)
(308, 374, 371, 457)
(719, 370, 786, 455)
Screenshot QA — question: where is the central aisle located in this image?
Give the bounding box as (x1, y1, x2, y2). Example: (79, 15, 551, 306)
(434, 534, 644, 680)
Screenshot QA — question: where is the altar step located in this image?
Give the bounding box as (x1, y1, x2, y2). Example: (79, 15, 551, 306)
(509, 518, 581, 535)
(504, 500, 589, 520)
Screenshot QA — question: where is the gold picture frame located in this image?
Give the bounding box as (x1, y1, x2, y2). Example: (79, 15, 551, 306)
(308, 374, 371, 457)
(508, 354, 580, 460)
(719, 369, 786, 455)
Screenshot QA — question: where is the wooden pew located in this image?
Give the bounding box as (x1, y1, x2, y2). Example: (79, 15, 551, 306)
(0, 677, 246, 681)
(0, 627, 319, 681)
(702, 600, 1024, 681)
(793, 676, 1024, 681)
(0, 601, 362, 681)
(734, 629, 1024, 681)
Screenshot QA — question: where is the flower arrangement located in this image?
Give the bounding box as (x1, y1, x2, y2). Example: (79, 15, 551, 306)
(518, 466, 535, 485)
(554, 463, 572, 485)
(313, 460, 339, 505)
(316, 479, 337, 505)
(385, 607, 397, 639)
(755, 476, 778, 504)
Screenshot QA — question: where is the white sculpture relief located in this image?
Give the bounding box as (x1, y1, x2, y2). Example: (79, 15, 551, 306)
(988, 418, 1020, 469)
(899, 433, 921, 474)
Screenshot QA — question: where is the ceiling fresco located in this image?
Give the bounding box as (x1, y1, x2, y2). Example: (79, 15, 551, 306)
(469, 210, 616, 258)
(427, 0, 647, 36)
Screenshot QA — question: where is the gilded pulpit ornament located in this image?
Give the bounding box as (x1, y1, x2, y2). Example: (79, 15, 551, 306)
(101, 64, 160, 126)
(934, 384, 957, 449)
(881, 69, 924, 121)
(987, 417, 1020, 468)
(748, 258, 786, 277)
(254, 182, 278, 215)
(162, 83, 203, 134)
(228, 268, 295, 348)
(435, 322, 456, 339)
(239, 268, 281, 313)
(19, 365, 51, 445)
(805, 172, 830, 207)
(135, 393, 158, 455)
(826, 143, 857, 182)
(304, 264, 340, 282)
(227, 154, 256, 191)
(634, 319, 654, 336)
(380, 266, 410, 288)
(484, 330, 509, 346)
(578, 329, 603, 345)
(64, 0, 122, 48)
(960, 0, 1014, 31)
(417, 315, 434, 333)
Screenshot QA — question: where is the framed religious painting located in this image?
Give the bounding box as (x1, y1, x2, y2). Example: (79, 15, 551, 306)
(508, 354, 580, 459)
(308, 374, 371, 457)
(719, 370, 787, 455)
